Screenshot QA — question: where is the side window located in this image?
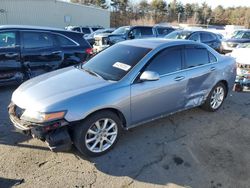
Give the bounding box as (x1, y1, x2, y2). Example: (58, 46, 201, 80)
(129, 28, 141, 38)
(0, 32, 16, 48)
(56, 34, 77, 46)
(23, 32, 53, 49)
(201, 33, 216, 42)
(209, 52, 217, 63)
(146, 48, 182, 75)
(185, 47, 209, 68)
(242, 32, 250, 39)
(189, 33, 199, 41)
(81, 28, 91, 34)
(141, 27, 153, 36)
(72, 27, 81, 32)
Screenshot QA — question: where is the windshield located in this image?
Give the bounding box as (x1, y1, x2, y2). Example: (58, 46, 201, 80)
(112, 26, 130, 35)
(233, 31, 250, 39)
(165, 30, 192, 39)
(81, 44, 151, 81)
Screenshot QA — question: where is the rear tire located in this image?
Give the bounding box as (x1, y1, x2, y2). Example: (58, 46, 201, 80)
(201, 82, 226, 112)
(73, 111, 122, 157)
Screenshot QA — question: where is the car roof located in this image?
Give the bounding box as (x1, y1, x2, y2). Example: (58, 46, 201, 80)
(120, 38, 202, 49)
(0, 25, 66, 32)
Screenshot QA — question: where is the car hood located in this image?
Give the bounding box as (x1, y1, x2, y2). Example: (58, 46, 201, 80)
(12, 66, 111, 112)
(226, 38, 250, 43)
(231, 48, 250, 65)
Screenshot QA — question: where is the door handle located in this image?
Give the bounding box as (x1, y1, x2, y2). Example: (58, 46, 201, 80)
(210, 67, 216, 71)
(5, 53, 18, 58)
(51, 51, 62, 54)
(174, 76, 185, 81)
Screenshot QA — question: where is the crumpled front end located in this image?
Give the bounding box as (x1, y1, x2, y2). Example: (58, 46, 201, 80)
(8, 102, 72, 152)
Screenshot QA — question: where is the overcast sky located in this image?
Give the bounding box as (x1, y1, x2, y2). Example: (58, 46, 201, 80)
(175, 0, 250, 8)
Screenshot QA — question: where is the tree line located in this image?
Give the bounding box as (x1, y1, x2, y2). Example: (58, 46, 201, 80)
(70, 0, 250, 28)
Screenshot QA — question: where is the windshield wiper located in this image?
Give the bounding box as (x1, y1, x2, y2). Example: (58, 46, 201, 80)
(83, 68, 106, 80)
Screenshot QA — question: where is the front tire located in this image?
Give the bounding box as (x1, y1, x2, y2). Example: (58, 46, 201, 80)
(73, 111, 122, 157)
(202, 82, 226, 112)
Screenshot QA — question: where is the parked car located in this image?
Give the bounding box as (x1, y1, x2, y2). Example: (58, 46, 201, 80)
(229, 43, 250, 91)
(65, 26, 104, 37)
(85, 28, 116, 46)
(0, 25, 92, 86)
(165, 30, 222, 52)
(153, 25, 176, 38)
(221, 30, 250, 53)
(9, 39, 236, 156)
(93, 25, 175, 53)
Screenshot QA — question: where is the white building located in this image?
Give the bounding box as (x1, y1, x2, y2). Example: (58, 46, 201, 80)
(0, 0, 110, 29)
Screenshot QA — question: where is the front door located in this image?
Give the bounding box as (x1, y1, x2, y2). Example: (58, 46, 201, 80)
(0, 31, 22, 84)
(20, 31, 63, 78)
(130, 46, 187, 125)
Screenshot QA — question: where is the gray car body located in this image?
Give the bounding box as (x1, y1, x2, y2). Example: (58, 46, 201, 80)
(12, 39, 236, 129)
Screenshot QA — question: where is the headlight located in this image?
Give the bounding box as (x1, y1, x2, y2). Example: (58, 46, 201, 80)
(222, 41, 227, 46)
(21, 110, 66, 123)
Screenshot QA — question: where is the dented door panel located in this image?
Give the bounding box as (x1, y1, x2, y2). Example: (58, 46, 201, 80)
(184, 65, 217, 108)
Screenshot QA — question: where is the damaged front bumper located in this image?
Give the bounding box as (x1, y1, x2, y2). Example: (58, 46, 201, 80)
(8, 103, 72, 152)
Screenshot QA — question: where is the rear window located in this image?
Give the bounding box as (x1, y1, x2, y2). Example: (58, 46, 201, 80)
(82, 44, 151, 81)
(56, 34, 77, 46)
(157, 28, 174, 35)
(165, 30, 192, 39)
(185, 47, 209, 68)
(22, 32, 53, 49)
(82, 28, 91, 34)
(72, 27, 81, 32)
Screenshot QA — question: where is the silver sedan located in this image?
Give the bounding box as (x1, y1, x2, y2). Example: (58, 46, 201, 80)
(9, 39, 236, 157)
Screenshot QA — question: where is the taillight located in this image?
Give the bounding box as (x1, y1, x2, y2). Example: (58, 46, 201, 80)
(86, 48, 93, 55)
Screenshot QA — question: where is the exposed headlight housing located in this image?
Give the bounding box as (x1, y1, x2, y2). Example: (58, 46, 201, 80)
(21, 110, 66, 123)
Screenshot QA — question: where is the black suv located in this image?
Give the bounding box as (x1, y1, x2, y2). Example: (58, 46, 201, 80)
(0, 25, 92, 86)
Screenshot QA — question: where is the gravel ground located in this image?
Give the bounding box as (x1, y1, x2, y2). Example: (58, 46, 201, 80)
(0, 86, 250, 188)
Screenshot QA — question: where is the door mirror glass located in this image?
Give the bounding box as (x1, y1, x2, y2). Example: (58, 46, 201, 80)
(140, 71, 159, 81)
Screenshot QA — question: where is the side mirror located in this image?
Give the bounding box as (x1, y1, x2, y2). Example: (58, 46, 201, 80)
(140, 71, 160, 82)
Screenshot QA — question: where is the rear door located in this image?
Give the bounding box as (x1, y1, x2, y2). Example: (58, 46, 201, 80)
(130, 46, 188, 124)
(20, 31, 63, 77)
(183, 44, 218, 108)
(0, 31, 22, 82)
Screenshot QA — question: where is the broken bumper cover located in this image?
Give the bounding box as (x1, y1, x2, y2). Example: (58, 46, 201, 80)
(8, 103, 72, 152)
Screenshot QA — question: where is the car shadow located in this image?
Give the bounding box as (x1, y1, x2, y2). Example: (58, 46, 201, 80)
(0, 177, 25, 188)
(71, 107, 217, 187)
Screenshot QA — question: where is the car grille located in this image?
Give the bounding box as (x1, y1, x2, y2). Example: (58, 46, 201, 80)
(237, 63, 250, 69)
